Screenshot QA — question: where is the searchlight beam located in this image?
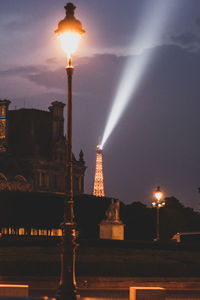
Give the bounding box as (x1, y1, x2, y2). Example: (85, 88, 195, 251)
(101, 1, 178, 149)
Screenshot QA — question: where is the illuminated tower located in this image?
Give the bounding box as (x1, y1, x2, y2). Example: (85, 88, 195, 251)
(93, 144, 105, 197)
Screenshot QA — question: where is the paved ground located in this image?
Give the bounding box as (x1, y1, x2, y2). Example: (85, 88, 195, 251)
(0, 243, 200, 298)
(1, 276, 200, 298)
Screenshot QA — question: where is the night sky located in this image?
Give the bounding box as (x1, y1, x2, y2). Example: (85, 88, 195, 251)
(1, 0, 200, 209)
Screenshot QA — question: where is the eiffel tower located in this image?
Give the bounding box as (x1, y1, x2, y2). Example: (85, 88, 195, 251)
(93, 144, 105, 197)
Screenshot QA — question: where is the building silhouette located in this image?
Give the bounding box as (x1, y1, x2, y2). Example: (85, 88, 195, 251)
(0, 99, 86, 195)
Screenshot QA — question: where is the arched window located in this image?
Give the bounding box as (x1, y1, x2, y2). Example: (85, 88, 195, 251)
(14, 175, 27, 182)
(0, 173, 7, 181)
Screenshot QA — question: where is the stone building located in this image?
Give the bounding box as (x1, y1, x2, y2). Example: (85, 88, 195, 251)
(0, 99, 86, 195)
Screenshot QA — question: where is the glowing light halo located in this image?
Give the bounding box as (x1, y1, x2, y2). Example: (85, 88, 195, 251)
(100, 1, 178, 149)
(59, 31, 81, 58)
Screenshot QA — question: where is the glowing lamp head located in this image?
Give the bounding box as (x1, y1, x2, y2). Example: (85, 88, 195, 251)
(55, 3, 85, 57)
(155, 186, 163, 201)
(58, 32, 81, 57)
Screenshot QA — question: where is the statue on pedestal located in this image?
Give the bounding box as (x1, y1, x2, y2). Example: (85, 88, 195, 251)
(105, 199, 120, 222)
(100, 198, 124, 240)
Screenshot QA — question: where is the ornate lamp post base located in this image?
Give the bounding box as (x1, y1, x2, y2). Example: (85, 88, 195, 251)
(56, 223, 78, 300)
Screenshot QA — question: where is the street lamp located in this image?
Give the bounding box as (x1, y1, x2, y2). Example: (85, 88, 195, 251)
(55, 3, 85, 300)
(152, 186, 165, 241)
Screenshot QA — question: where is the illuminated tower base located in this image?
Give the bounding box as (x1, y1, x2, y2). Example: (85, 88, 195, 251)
(93, 144, 105, 197)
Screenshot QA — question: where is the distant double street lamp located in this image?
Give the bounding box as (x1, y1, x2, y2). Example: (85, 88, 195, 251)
(152, 186, 165, 241)
(55, 3, 85, 300)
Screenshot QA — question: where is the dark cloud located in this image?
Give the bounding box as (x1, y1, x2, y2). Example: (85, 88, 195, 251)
(2, 54, 125, 93)
(27, 69, 65, 90)
(1, 1, 200, 209)
(98, 45, 200, 208)
(11, 92, 66, 111)
(54, 45, 200, 209)
(1, 44, 200, 208)
(0, 65, 48, 77)
(195, 17, 200, 27)
(171, 32, 199, 46)
(46, 57, 63, 65)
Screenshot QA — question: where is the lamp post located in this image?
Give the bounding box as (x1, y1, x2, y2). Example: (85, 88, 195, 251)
(152, 186, 165, 241)
(55, 3, 85, 300)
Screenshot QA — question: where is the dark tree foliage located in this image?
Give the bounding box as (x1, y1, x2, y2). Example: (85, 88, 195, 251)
(120, 202, 154, 240)
(74, 194, 112, 239)
(160, 197, 200, 240)
(0, 191, 200, 241)
(73, 195, 200, 240)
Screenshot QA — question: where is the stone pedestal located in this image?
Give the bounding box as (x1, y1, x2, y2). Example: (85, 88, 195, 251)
(99, 220, 124, 240)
